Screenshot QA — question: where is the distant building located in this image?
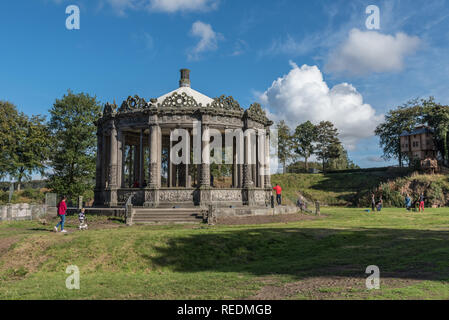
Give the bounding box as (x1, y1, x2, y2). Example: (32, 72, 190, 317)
(400, 126, 437, 162)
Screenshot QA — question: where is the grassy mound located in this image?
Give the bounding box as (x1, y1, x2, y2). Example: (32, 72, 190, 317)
(271, 171, 449, 208)
(271, 172, 390, 206)
(1, 208, 449, 299)
(373, 174, 449, 208)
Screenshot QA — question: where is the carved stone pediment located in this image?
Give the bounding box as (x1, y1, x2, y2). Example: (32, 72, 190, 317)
(208, 95, 243, 111)
(159, 92, 200, 109)
(245, 103, 272, 125)
(119, 95, 148, 112)
(103, 102, 117, 115)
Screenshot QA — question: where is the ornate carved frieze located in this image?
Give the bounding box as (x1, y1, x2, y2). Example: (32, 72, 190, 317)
(254, 190, 267, 203)
(159, 189, 194, 202)
(211, 190, 242, 202)
(117, 190, 145, 205)
(159, 92, 200, 109)
(209, 95, 243, 112)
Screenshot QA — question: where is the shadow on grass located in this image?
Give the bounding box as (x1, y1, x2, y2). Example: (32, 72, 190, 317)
(142, 227, 449, 281)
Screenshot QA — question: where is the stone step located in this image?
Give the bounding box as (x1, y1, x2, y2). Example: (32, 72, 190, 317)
(133, 214, 202, 219)
(133, 220, 202, 224)
(131, 207, 204, 224)
(133, 216, 202, 221)
(134, 209, 202, 214)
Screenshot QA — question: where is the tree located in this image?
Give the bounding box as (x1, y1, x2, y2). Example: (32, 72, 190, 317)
(276, 120, 293, 174)
(375, 99, 424, 167)
(0, 101, 20, 179)
(0, 102, 49, 189)
(422, 98, 449, 164)
(9, 114, 50, 190)
(327, 144, 359, 170)
(315, 121, 341, 172)
(292, 121, 317, 171)
(47, 91, 102, 201)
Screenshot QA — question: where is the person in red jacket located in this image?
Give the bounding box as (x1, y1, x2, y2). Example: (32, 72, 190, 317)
(273, 184, 282, 205)
(54, 196, 68, 233)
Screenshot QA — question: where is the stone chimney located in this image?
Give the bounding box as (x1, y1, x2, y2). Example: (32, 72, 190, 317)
(179, 69, 191, 88)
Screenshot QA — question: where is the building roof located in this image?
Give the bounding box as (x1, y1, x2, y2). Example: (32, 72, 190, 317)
(400, 126, 434, 137)
(156, 86, 214, 107)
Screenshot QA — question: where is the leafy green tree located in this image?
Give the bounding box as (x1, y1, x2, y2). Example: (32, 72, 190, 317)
(0, 101, 20, 179)
(292, 121, 317, 171)
(0, 102, 49, 189)
(422, 98, 449, 163)
(9, 114, 50, 190)
(315, 121, 341, 172)
(47, 91, 102, 201)
(375, 99, 424, 167)
(276, 120, 293, 174)
(327, 144, 359, 170)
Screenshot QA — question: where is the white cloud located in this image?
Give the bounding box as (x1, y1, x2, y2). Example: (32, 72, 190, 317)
(326, 28, 421, 76)
(260, 62, 384, 150)
(188, 21, 222, 61)
(231, 39, 248, 56)
(148, 0, 218, 12)
(102, 0, 218, 15)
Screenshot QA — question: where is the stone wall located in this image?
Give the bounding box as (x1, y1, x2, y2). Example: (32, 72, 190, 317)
(0, 204, 49, 222)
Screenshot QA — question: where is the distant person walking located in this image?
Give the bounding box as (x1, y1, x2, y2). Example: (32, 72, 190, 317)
(54, 196, 67, 233)
(273, 184, 282, 206)
(419, 193, 425, 212)
(405, 194, 412, 211)
(371, 193, 376, 212)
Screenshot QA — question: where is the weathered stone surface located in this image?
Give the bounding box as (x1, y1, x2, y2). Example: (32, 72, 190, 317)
(94, 70, 273, 208)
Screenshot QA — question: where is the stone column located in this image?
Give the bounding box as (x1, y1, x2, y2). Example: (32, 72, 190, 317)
(117, 130, 124, 189)
(243, 134, 254, 188)
(232, 139, 238, 188)
(168, 130, 173, 188)
(264, 129, 271, 188)
(108, 126, 118, 188)
(184, 130, 190, 188)
(139, 129, 144, 187)
(200, 124, 211, 206)
(258, 132, 265, 189)
(201, 125, 211, 187)
(107, 126, 118, 207)
(95, 131, 103, 189)
(145, 124, 161, 208)
(101, 133, 107, 188)
(149, 125, 160, 188)
(243, 131, 255, 206)
(157, 126, 162, 188)
(119, 131, 126, 188)
(94, 129, 103, 206)
(133, 145, 139, 185)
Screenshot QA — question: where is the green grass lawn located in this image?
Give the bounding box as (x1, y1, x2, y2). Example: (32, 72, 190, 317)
(1, 207, 449, 300)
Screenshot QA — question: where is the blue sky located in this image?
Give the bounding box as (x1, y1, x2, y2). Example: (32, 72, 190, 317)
(1, 0, 449, 169)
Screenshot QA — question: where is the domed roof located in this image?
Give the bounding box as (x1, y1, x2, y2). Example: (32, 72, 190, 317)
(156, 86, 214, 107)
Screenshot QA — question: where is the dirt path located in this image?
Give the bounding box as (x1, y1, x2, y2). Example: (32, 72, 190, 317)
(249, 275, 424, 300)
(0, 236, 19, 258)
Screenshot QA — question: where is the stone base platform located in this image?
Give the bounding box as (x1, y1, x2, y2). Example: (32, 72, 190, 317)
(67, 205, 299, 225)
